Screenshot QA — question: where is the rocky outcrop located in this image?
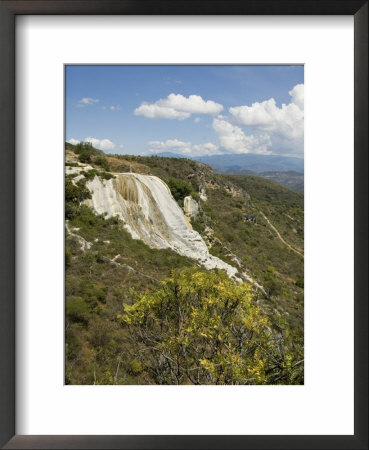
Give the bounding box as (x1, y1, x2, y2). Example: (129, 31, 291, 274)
(183, 196, 199, 219)
(225, 184, 242, 197)
(65, 223, 92, 251)
(199, 186, 207, 201)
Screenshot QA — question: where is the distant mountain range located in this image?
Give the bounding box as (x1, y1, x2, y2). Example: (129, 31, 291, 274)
(155, 152, 304, 174)
(153, 152, 304, 192)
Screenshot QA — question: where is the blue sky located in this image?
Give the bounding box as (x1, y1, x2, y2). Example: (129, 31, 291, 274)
(66, 65, 304, 158)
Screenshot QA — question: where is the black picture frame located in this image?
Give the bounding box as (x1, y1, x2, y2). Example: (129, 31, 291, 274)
(0, 1, 367, 449)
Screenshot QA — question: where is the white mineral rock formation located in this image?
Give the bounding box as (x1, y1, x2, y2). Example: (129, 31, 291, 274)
(184, 196, 199, 219)
(65, 164, 94, 176)
(199, 187, 207, 201)
(85, 173, 239, 279)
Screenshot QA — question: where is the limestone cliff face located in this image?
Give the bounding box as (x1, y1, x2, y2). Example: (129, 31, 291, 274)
(85, 173, 239, 279)
(183, 196, 199, 219)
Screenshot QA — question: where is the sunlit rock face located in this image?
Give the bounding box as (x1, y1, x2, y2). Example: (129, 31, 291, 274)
(184, 196, 199, 219)
(199, 187, 207, 201)
(86, 173, 239, 279)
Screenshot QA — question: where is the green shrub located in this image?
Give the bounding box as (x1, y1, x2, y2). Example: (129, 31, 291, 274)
(65, 202, 77, 220)
(167, 177, 199, 206)
(127, 359, 143, 375)
(94, 155, 110, 171)
(78, 280, 108, 306)
(65, 179, 91, 204)
(99, 171, 115, 180)
(121, 267, 299, 385)
(65, 330, 82, 360)
(73, 142, 98, 164)
(84, 169, 115, 181)
(295, 277, 304, 288)
(66, 296, 90, 323)
(65, 247, 72, 268)
(79, 153, 92, 164)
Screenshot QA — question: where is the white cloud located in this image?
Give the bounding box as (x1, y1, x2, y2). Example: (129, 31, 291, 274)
(289, 83, 304, 110)
(135, 104, 190, 120)
(134, 93, 223, 120)
(194, 117, 201, 124)
(228, 83, 304, 155)
(148, 139, 220, 156)
(192, 142, 219, 155)
(77, 97, 99, 107)
(212, 118, 272, 155)
(67, 137, 116, 152)
(67, 138, 80, 145)
(110, 105, 121, 111)
(158, 94, 223, 115)
(84, 137, 115, 152)
(149, 139, 192, 153)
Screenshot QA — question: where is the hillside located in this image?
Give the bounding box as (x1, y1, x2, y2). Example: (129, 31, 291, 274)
(155, 152, 304, 193)
(193, 153, 304, 173)
(256, 171, 304, 193)
(155, 151, 304, 174)
(220, 170, 304, 193)
(65, 144, 304, 385)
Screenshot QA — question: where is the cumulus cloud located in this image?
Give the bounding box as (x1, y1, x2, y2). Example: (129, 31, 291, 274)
(212, 118, 272, 155)
(67, 138, 80, 145)
(148, 139, 220, 156)
(134, 93, 223, 120)
(192, 142, 219, 155)
(194, 117, 201, 123)
(149, 139, 191, 153)
(109, 105, 121, 111)
(289, 83, 304, 110)
(158, 94, 223, 115)
(77, 97, 99, 107)
(135, 104, 190, 120)
(228, 83, 304, 155)
(84, 137, 115, 151)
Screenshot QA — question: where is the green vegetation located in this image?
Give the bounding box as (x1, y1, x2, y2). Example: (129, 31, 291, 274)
(65, 144, 304, 385)
(93, 155, 110, 172)
(227, 175, 304, 251)
(111, 153, 215, 193)
(83, 168, 115, 181)
(65, 202, 195, 384)
(257, 171, 304, 193)
(190, 176, 304, 335)
(167, 177, 199, 206)
(65, 177, 91, 220)
(296, 277, 304, 288)
(65, 178, 91, 204)
(72, 142, 100, 163)
(121, 268, 302, 385)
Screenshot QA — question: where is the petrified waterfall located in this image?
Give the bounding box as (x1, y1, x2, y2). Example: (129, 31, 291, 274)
(85, 173, 239, 279)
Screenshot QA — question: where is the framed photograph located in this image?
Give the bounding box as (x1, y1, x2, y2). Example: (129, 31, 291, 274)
(0, 1, 367, 449)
